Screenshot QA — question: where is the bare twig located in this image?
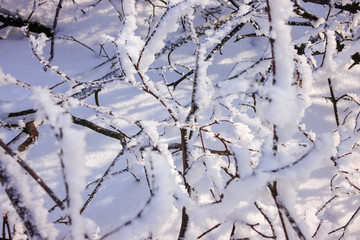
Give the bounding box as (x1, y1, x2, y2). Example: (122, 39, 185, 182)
(254, 202, 276, 238)
(80, 148, 126, 214)
(2, 212, 12, 240)
(49, 0, 64, 62)
(100, 197, 152, 240)
(22, 28, 78, 85)
(315, 195, 338, 216)
(328, 205, 360, 239)
(246, 223, 276, 239)
(312, 219, 323, 238)
(268, 181, 289, 240)
(268, 182, 306, 240)
(177, 207, 189, 240)
(197, 223, 221, 239)
(302, 0, 360, 13)
(266, 146, 315, 173)
(72, 115, 128, 146)
(328, 78, 340, 127)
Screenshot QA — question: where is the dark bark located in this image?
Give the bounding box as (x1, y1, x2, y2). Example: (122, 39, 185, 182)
(0, 7, 52, 37)
(302, 0, 360, 14)
(177, 207, 189, 240)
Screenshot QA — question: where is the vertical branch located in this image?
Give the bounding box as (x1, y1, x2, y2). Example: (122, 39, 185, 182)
(49, 0, 64, 62)
(56, 131, 71, 213)
(177, 14, 201, 239)
(178, 128, 190, 240)
(180, 128, 190, 181)
(266, 0, 279, 155)
(328, 78, 340, 127)
(272, 126, 279, 155)
(230, 223, 236, 239)
(34, 88, 88, 238)
(183, 13, 201, 123)
(266, 0, 276, 86)
(2, 212, 12, 240)
(177, 207, 189, 240)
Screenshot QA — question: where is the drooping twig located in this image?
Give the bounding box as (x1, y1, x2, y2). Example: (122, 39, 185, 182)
(58, 35, 96, 53)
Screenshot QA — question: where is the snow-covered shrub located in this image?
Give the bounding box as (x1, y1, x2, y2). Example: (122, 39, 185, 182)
(0, 0, 360, 239)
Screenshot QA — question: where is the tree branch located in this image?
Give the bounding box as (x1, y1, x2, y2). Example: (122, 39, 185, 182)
(0, 7, 52, 37)
(302, 0, 360, 14)
(0, 138, 65, 210)
(0, 143, 52, 238)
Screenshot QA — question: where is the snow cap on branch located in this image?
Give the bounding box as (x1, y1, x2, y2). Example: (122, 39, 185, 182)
(32, 87, 91, 239)
(263, 0, 300, 139)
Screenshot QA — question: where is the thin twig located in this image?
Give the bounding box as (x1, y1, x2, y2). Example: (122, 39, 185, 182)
(268, 181, 289, 240)
(328, 205, 360, 239)
(328, 78, 340, 127)
(49, 0, 64, 62)
(268, 182, 306, 240)
(80, 148, 126, 214)
(254, 202, 276, 238)
(197, 223, 221, 239)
